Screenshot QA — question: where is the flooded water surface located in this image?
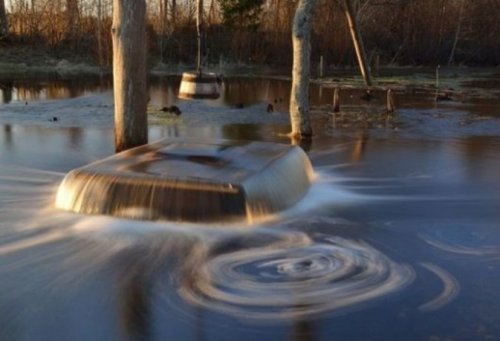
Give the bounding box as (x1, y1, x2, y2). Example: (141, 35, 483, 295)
(1, 73, 500, 340)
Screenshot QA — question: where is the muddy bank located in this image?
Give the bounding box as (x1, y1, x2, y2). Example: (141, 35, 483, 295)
(0, 92, 289, 128)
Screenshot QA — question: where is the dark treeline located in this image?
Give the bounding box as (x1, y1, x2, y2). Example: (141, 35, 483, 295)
(1, 0, 499, 68)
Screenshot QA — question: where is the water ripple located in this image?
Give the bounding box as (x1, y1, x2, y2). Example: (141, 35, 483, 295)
(419, 233, 500, 257)
(179, 232, 414, 321)
(418, 263, 460, 312)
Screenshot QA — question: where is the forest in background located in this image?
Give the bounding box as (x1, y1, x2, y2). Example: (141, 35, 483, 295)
(0, 0, 499, 69)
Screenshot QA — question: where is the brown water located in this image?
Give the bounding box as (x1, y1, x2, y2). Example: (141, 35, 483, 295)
(1, 73, 500, 340)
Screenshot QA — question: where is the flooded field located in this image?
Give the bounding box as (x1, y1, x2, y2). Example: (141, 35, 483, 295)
(1, 72, 500, 340)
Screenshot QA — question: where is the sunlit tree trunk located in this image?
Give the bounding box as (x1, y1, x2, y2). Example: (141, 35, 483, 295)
(289, 0, 318, 138)
(208, 0, 216, 25)
(112, 0, 148, 152)
(0, 0, 8, 37)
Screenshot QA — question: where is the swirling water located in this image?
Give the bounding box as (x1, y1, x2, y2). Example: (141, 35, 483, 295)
(2, 89, 500, 339)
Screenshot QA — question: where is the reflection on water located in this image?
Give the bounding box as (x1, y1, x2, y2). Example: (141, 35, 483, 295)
(0, 76, 112, 103)
(3, 75, 500, 123)
(0, 75, 436, 111)
(0, 76, 290, 109)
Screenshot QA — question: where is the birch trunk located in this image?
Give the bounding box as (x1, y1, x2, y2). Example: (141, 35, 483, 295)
(112, 0, 148, 152)
(289, 0, 318, 138)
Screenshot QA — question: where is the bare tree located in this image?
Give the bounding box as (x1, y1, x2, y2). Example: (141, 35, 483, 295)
(0, 0, 8, 37)
(289, 0, 318, 138)
(112, 0, 148, 152)
(3, 0, 500, 67)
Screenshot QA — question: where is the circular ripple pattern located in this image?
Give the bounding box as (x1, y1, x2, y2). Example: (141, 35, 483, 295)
(179, 232, 415, 321)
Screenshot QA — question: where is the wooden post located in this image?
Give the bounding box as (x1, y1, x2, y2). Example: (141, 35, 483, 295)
(386, 89, 395, 114)
(319, 55, 324, 78)
(112, 0, 148, 152)
(435, 64, 440, 101)
(343, 0, 372, 86)
(373, 53, 380, 77)
(289, 0, 318, 138)
(333, 87, 340, 113)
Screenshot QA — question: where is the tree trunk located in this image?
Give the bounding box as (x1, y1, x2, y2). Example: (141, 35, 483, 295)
(343, 0, 372, 86)
(289, 0, 318, 138)
(66, 0, 79, 48)
(0, 0, 8, 37)
(159, 0, 167, 63)
(196, 0, 203, 73)
(448, 0, 465, 66)
(112, 0, 148, 152)
(171, 0, 177, 28)
(97, 0, 103, 66)
(208, 0, 216, 25)
(274, 0, 281, 43)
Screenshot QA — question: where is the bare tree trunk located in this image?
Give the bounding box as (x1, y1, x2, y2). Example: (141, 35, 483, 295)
(0, 0, 8, 37)
(159, 0, 167, 63)
(196, 0, 203, 73)
(171, 0, 177, 28)
(448, 0, 465, 66)
(28, 0, 37, 38)
(274, 0, 281, 43)
(289, 0, 318, 138)
(97, 0, 104, 66)
(208, 0, 216, 25)
(66, 0, 79, 48)
(112, 0, 148, 152)
(343, 0, 372, 86)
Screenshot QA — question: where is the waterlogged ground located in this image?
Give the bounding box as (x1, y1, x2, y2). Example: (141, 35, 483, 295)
(1, 73, 500, 340)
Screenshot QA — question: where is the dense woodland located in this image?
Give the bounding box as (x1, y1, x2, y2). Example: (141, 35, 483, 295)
(0, 0, 499, 68)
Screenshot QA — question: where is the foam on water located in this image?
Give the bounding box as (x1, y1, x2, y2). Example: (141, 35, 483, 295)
(177, 230, 415, 321)
(418, 263, 460, 312)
